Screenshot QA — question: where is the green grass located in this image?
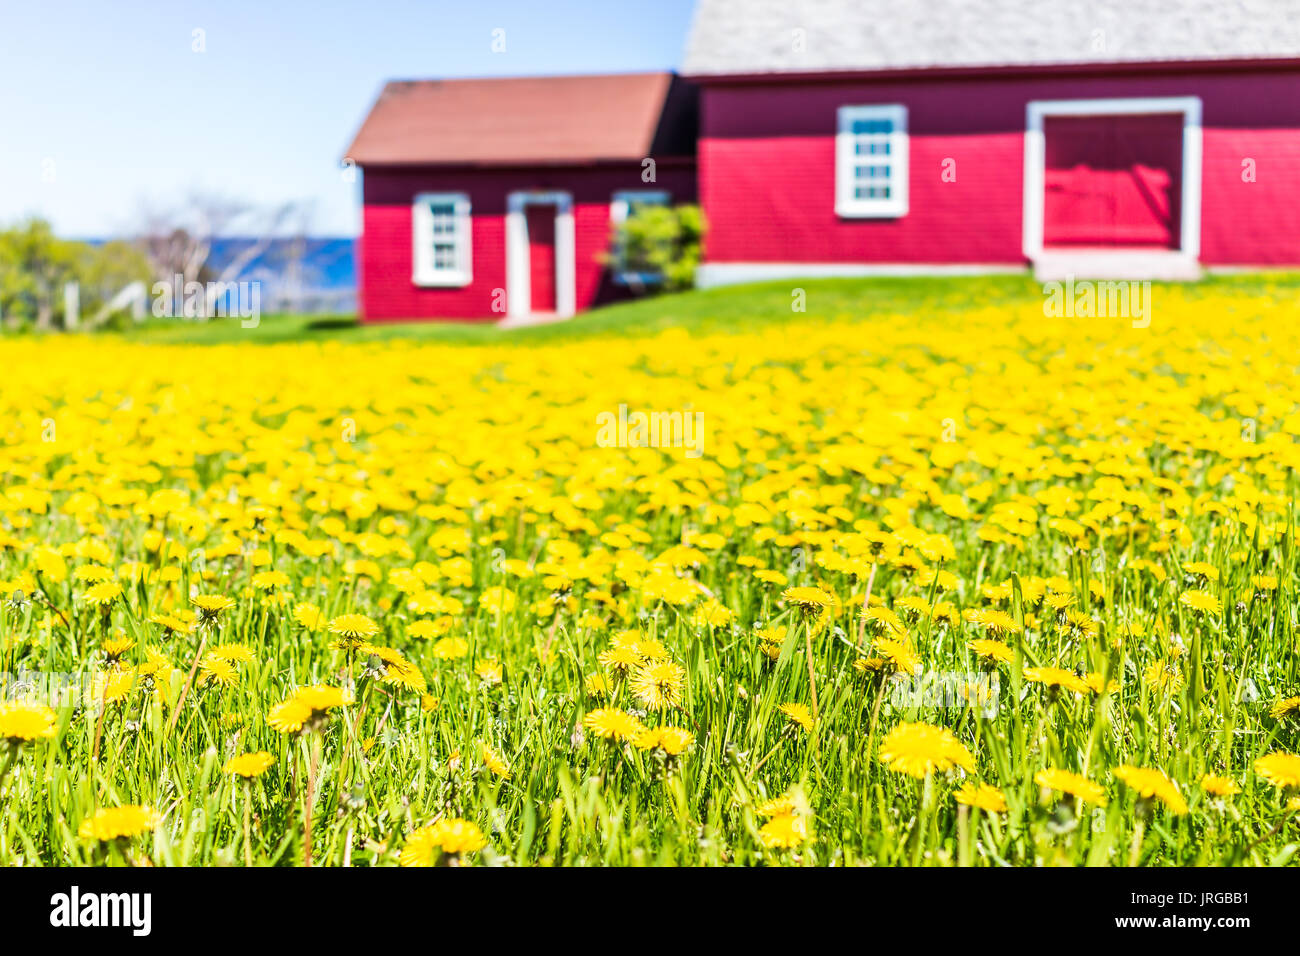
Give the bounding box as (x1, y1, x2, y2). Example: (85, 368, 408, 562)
(108, 271, 1300, 347)
(2, 269, 1300, 868)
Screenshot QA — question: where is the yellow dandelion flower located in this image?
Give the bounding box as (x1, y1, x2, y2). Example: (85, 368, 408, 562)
(1200, 774, 1241, 797)
(629, 659, 685, 710)
(100, 636, 134, 663)
(963, 607, 1021, 635)
(954, 782, 1008, 813)
(327, 613, 380, 648)
(1269, 696, 1300, 719)
(879, 722, 975, 778)
(875, 637, 921, 674)
(400, 818, 486, 865)
(250, 569, 291, 591)
(1114, 765, 1188, 814)
(223, 751, 275, 778)
(83, 581, 123, 606)
(430, 636, 470, 661)
(778, 702, 815, 732)
(78, 805, 159, 842)
(861, 605, 907, 636)
(198, 654, 239, 687)
(1023, 666, 1089, 696)
(1035, 768, 1108, 806)
(267, 684, 350, 733)
(758, 812, 809, 849)
(74, 564, 114, 583)
(635, 725, 695, 755)
(598, 645, 642, 671)
(292, 602, 324, 630)
(192, 594, 236, 624)
(210, 643, 255, 664)
(781, 586, 835, 611)
(482, 743, 511, 780)
(475, 658, 503, 686)
(1179, 589, 1221, 615)
(1144, 659, 1183, 691)
(583, 708, 645, 742)
(967, 638, 1013, 664)
(1082, 671, 1119, 695)
(1254, 752, 1300, 789)
(0, 701, 58, 744)
(756, 793, 798, 817)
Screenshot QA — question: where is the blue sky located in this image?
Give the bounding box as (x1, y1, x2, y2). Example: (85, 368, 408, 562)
(0, 0, 697, 238)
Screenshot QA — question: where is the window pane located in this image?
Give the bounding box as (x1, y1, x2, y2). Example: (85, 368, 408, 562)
(429, 202, 457, 236)
(852, 118, 892, 135)
(433, 243, 457, 270)
(854, 185, 891, 200)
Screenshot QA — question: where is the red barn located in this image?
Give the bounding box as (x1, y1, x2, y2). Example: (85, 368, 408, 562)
(346, 1, 1300, 321)
(685, 0, 1300, 284)
(345, 72, 697, 322)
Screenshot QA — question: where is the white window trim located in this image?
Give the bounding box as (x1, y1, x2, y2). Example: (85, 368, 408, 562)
(609, 190, 671, 285)
(1022, 96, 1203, 263)
(412, 191, 472, 287)
(505, 190, 575, 318)
(836, 104, 908, 218)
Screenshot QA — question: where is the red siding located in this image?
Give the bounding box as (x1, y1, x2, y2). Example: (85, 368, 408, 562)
(359, 164, 695, 320)
(699, 68, 1300, 266)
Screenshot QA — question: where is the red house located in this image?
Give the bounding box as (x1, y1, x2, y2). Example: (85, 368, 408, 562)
(347, 1, 1300, 321)
(345, 72, 697, 322)
(685, 0, 1300, 284)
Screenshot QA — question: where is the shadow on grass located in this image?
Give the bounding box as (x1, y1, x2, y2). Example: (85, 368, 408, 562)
(304, 318, 360, 332)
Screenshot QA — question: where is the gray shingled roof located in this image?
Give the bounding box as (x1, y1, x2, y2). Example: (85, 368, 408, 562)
(683, 0, 1300, 75)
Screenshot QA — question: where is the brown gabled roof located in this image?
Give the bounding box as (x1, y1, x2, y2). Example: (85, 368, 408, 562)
(344, 71, 696, 166)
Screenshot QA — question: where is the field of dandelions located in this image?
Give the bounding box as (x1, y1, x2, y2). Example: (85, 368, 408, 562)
(1, 282, 1299, 866)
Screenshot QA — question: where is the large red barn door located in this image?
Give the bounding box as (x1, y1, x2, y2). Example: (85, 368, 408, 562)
(1042, 114, 1183, 250)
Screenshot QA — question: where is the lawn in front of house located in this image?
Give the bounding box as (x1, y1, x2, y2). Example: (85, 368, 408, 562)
(0, 273, 1298, 865)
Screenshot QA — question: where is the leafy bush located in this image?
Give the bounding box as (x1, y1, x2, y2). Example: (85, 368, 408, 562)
(610, 203, 705, 293)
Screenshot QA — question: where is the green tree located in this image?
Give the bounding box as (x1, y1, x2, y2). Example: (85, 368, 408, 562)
(0, 218, 79, 328)
(0, 219, 150, 329)
(77, 239, 152, 322)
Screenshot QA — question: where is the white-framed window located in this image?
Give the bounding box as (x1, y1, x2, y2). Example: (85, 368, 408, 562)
(835, 105, 908, 218)
(412, 192, 471, 286)
(609, 190, 670, 285)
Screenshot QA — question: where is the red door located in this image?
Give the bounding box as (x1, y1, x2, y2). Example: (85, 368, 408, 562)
(526, 205, 556, 312)
(1042, 114, 1183, 250)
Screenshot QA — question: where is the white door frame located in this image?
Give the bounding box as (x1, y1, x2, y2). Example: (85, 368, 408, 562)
(506, 190, 575, 318)
(1022, 96, 1203, 265)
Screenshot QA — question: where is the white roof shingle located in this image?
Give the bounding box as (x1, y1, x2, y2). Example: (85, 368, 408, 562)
(682, 0, 1300, 76)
